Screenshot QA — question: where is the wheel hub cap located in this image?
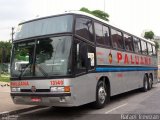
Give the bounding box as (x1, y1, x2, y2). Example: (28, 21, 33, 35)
(98, 87, 107, 104)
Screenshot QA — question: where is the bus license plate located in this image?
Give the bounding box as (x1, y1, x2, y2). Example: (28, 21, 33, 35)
(31, 97, 41, 102)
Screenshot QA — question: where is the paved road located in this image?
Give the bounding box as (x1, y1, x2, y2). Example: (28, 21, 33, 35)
(6, 83, 159, 120)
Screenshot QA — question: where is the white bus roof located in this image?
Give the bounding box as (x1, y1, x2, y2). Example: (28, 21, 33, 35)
(20, 11, 155, 45)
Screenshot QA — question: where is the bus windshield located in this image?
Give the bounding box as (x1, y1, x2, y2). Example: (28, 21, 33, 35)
(15, 15, 73, 40)
(11, 36, 72, 78)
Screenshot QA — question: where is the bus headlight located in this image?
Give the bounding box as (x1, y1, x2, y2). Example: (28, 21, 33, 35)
(50, 86, 70, 92)
(11, 87, 21, 92)
(50, 87, 64, 92)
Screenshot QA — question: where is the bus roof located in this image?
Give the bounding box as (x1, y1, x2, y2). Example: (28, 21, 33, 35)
(19, 11, 155, 45)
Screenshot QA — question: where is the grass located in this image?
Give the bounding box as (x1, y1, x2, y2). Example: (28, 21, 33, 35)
(0, 74, 10, 82)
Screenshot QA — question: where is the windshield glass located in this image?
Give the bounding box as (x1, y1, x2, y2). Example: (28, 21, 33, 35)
(15, 15, 73, 40)
(11, 36, 72, 78)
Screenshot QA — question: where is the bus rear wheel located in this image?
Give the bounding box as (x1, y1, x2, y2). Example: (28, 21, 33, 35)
(148, 75, 153, 90)
(142, 75, 148, 92)
(92, 80, 109, 109)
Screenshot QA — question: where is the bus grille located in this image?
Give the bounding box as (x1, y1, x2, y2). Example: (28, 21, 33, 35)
(21, 89, 50, 92)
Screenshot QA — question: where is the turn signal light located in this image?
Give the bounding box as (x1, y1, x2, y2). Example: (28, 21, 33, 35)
(64, 86, 70, 92)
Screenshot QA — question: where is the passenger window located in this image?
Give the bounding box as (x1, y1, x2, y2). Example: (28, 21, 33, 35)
(94, 22, 110, 47)
(141, 40, 148, 55)
(94, 23, 104, 45)
(152, 45, 156, 56)
(103, 26, 110, 46)
(147, 43, 153, 56)
(111, 29, 124, 49)
(124, 34, 133, 52)
(75, 18, 94, 42)
(133, 37, 141, 54)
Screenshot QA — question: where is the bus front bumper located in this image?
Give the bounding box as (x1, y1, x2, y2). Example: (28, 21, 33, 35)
(10, 92, 74, 107)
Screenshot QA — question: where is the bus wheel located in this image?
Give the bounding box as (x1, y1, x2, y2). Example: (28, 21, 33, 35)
(148, 75, 153, 90)
(142, 75, 148, 92)
(92, 80, 109, 109)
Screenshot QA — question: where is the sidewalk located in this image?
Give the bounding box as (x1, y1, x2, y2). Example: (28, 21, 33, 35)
(0, 82, 37, 114)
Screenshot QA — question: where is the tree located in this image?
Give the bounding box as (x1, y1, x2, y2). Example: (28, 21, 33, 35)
(144, 31, 154, 40)
(143, 31, 159, 51)
(80, 7, 109, 21)
(0, 41, 12, 63)
(80, 7, 91, 14)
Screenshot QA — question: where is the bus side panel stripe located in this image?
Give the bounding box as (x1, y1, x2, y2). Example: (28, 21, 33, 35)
(96, 67, 158, 72)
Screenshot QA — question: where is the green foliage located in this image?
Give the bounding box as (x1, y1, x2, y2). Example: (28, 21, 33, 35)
(80, 7, 91, 14)
(0, 74, 10, 82)
(0, 41, 12, 63)
(80, 7, 109, 21)
(144, 31, 154, 40)
(15, 48, 29, 61)
(143, 31, 159, 50)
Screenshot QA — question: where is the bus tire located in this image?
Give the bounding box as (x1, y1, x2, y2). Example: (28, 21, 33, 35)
(92, 80, 109, 109)
(148, 75, 153, 90)
(142, 75, 148, 92)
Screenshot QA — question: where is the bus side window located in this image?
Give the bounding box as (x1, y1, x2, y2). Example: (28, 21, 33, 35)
(87, 45, 95, 70)
(147, 43, 153, 56)
(133, 37, 141, 54)
(124, 34, 134, 52)
(111, 29, 124, 49)
(103, 25, 110, 47)
(94, 22, 104, 45)
(75, 40, 87, 74)
(141, 40, 148, 55)
(75, 17, 94, 43)
(152, 45, 157, 56)
(94, 22, 110, 47)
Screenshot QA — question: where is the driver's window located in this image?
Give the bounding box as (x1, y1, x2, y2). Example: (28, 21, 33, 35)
(75, 40, 87, 74)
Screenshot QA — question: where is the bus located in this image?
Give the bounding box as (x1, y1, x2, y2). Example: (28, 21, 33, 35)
(10, 11, 158, 109)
